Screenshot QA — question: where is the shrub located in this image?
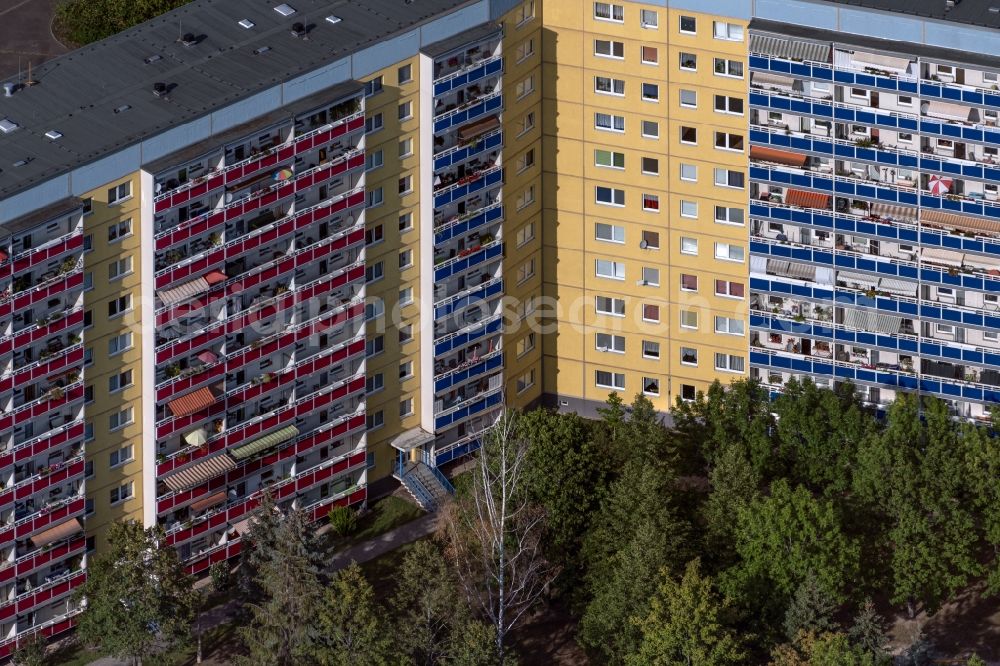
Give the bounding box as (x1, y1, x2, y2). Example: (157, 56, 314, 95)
(328, 506, 359, 538)
(209, 561, 231, 594)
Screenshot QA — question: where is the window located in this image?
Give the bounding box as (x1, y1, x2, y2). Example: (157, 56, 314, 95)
(936, 323, 955, 335)
(83, 272, 93, 291)
(393, 63, 412, 85)
(399, 398, 414, 417)
(596, 186, 625, 206)
(641, 83, 659, 101)
(715, 132, 744, 151)
(594, 2, 624, 22)
(680, 310, 698, 329)
(365, 224, 384, 246)
(595, 40, 624, 59)
(397, 138, 413, 159)
(641, 120, 659, 138)
(596, 223, 625, 243)
(642, 230, 660, 249)
(680, 163, 697, 181)
(595, 113, 625, 132)
(364, 76, 384, 97)
(715, 353, 745, 372)
(399, 175, 413, 195)
(399, 286, 413, 306)
(713, 21, 744, 41)
(680, 126, 697, 144)
(679, 15, 696, 33)
(640, 9, 658, 28)
(715, 316, 745, 335)
(681, 347, 698, 365)
(85, 422, 94, 442)
(679, 52, 697, 70)
(596, 333, 625, 353)
(110, 482, 134, 505)
(596, 370, 625, 390)
(596, 296, 625, 316)
(108, 294, 132, 318)
(83, 234, 93, 252)
(643, 194, 660, 211)
(108, 332, 133, 356)
(642, 304, 660, 322)
(679, 89, 697, 107)
(680, 200, 698, 218)
(365, 150, 383, 171)
(367, 411, 384, 431)
(366, 373, 384, 394)
(84, 311, 93, 329)
(367, 187, 384, 207)
(516, 75, 535, 98)
(850, 87, 868, 99)
(681, 237, 698, 255)
(399, 324, 413, 343)
(109, 370, 133, 393)
(516, 0, 535, 25)
(108, 182, 131, 204)
(898, 133, 913, 143)
(681, 384, 696, 401)
(595, 76, 625, 96)
(715, 206, 745, 225)
(596, 259, 625, 280)
(643, 378, 660, 396)
(517, 185, 536, 209)
(714, 168, 745, 188)
(714, 95, 744, 114)
(715, 242, 745, 262)
(517, 258, 535, 283)
(109, 445, 133, 468)
(521, 111, 536, 135)
(365, 297, 385, 321)
(715, 280, 745, 298)
(517, 369, 536, 393)
(365, 112, 383, 134)
(108, 256, 133, 280)
(595, 149, 625, 169)
(641, 267, 659, 286)
(517, 38, 535, 62)
(516, 222, 535, 247)
(108, 219, 132, 242)
(681, 274, 698, 291)
(84, 347, 93, 365)
(86, 499, 95, 516)
(399, 249, 413, 269)
(642, 340, 660, 359)
(366, 261, 384, 283)
(82, 197, 93, 216)
(109, 407, 133, 431)
(84, 385, 94, 403)
(399, 212, 413, 232)
(641, 46, 658, 64)
(516, 333, 536, 357)
(714, 58, 744, 78)
(518, 148, 535, 172)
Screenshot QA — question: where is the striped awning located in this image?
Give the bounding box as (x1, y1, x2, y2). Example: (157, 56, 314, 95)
(750, 145, 807, 167)
(871, 202, 917, 222)
(785, 189, 831, 209)
(922, 246, 965, 267)
(851, 51, 912, 72)
(963, 254, 1000, 271)
(191, 491, 227, 513)
(157, 277, 210, 306)
(921, 209, 1000, 235)
(230, 425, 299, 461)
(845, 309, 902, 334)
(879, 278, 917, 296)
(168, 387, 217, 418)
(203, 270, 227, 285)
(923, 100, 972, 122)
(30, 519, 83, 548)
(752, 71, 797, 90)
(839, 271, 878, 289)
(457, 115, 500, 142)
(766, 259, 816, 280)
(750, 34, 830, 62)
(162, 454, 237, 492)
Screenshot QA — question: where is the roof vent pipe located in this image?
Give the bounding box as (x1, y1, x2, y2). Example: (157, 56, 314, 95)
(2, 83, 13, 97)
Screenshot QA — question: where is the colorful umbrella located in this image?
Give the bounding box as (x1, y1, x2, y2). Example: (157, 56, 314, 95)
(928, 175, 952, 195)
(184, 428, 208, 447)
(197, 350, 218, 364)
(273, 168, 293, 181)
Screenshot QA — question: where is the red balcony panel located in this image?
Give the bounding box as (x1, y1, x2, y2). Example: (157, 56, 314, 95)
(156, 363, 226, 402)
(156, 289, 227, 328)
(12, 274, 82, 313)
(186, 538, 242, 575)
(13, 309, 83, 350)
(11, 234, 82, 275)
(293, 376, 364, 419)
(165, 493, 260, 547)
(156, 401, 225, 440)
(310, 487, 366, 523)
(157, 472, 227, 515)
(5, 346, 84, 395)
(0, 534, 86, 587)
(0, 616, 78, 659)
(156, 209, 227, 251)
(14, 496, 84, 542)
(13, 422, 85, 467)
(156, 247, 226, 290)
(156, 327, 226, 365)
(14, 384, 84, 427)
(16, 459, 85, 503)
(3, 570, 87, 617)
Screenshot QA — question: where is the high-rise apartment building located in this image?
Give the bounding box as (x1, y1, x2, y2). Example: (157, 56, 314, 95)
(0, 0, 997, 655)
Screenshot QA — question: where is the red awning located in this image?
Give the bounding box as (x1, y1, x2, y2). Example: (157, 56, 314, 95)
(30, 519, 83, 547)
(167, 387, 217, 418)
(785, 189, 831, 209)
(750, 145, 808, 167)
(203, 270, 227, 285)
(191, 491, 227, 513)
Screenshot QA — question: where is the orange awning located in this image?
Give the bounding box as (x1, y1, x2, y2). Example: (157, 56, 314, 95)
(921, 209, 1000, 235)
(785, 189, 831, 209)
(167, 387, 217, 418)
(750, 145, 807, 167)
(162, 454, 237, 493)
(191, 491, 227, 513)
(457, 115, 500, 142)
(30, 519, 83, 548)
(203, 270, 227, 285)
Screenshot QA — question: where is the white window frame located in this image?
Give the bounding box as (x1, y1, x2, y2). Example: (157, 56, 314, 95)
(596, 259, 626, 280)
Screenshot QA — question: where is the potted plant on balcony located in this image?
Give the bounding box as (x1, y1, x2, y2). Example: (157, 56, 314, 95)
(165, 364, 181, 378)
(68, 333, 81, 345)
(209, 232, 222, 247)
(46, 387, 64, 401)
(12, 277, 29, 293)
(166, 250, 182, 264)
(864, 287, 877, 298)
(213, 419, 223, 434)
(58, 258, 77, 275)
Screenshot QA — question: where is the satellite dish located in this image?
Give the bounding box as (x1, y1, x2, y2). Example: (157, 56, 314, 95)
(639, 240, 648, 249)
(346, 215, 355, 225)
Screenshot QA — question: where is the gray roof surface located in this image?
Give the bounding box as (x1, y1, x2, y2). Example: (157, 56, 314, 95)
(824, 0, 1000, 28)
(0, 0, 470, 200)
(422, 21, 499, 57)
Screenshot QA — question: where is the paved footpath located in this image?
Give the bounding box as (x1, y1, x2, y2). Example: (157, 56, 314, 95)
(85, 511, 438, 666)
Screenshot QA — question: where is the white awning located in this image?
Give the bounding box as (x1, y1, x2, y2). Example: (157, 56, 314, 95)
(752, 72, 796, 90)
(842, 309, 901, 335)
(851, 51, 912, 72)
(157, 277, 210, 306)
(923, 100, 972, 122)
(751, 255, 768, 274)
(750, 34, 830, 62)
(785, 262, 817, 280)
(766, 259, 790, 275)
(871, 202, 917, 222)
(962, 254, 1000, 271)
(879, 278, 917, 297)
(922, 247, 965, 267)
(838, 271, 877, 289)
(816, 267, 835, 285)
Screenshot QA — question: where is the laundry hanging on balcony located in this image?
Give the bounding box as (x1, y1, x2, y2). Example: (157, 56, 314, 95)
(927, 175, 953, 195)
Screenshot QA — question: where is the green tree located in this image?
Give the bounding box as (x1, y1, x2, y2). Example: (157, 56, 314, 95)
(74, 520, 196, 666)
(783, 573, 838, 643)
(312, 562, 395, 665)
(391, 539, 467, 665)
(702, 441, 761, 560)
(238, 507, 325, 665)
(56, 0, 193, 45)
(849, 599, 889, 663)
(328, 505, 359, 538)
(626, 559, 745, 666)
(960, 418, 1000, 594)
(770, 632, 887, 666)
(10, 632, 47, 666)
(237, 491, 282, 604)
(445, 620, 514, 666)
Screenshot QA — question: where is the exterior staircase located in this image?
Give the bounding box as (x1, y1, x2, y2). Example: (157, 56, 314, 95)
(398, 461, 455, 511)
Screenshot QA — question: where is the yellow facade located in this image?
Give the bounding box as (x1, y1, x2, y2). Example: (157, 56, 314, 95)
(541, 1, 749, 413)
(80, 173, 146, 550)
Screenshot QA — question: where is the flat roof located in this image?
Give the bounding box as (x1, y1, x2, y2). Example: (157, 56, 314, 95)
(0, 0, 471, 200)
(824, 0, 1000, 29)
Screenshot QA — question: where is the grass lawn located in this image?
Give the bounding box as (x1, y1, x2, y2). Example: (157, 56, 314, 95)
(359, 536, 433, 599)
(51, 618, 239, 666)
(331, 495, 425, 551)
